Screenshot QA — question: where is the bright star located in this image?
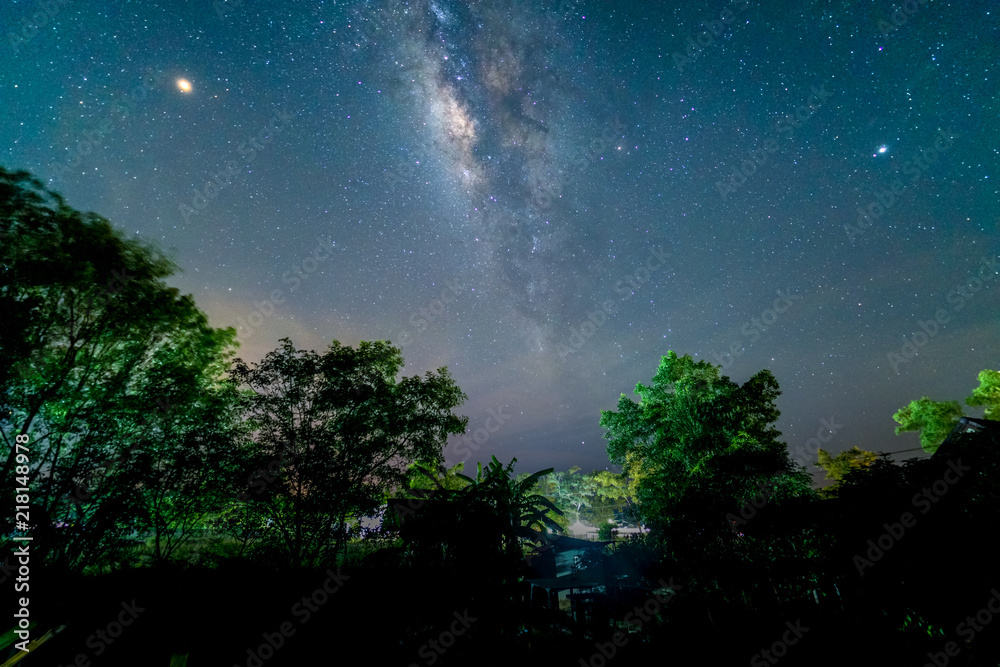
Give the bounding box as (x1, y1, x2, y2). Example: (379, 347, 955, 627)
(876, 145, 888, 155)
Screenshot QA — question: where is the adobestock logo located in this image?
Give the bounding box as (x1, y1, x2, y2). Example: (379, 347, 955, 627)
(846, 127, 959, 241)
(750, 619, 809, 666)
(397, 279, 468, 348)
(7, 0, 72, 54)
(710, 287, 801, 369)
(233, 567, 350, 667)
(886, 254, 999, 373)
(235, 237, 336, 342)
(726, 471, 786, 535)
(408, 609, 477, 667)
(578, 578, 683, 666)
(179, 108, 295, 226)
(448, 407, 511, 466)
(788, 416, 844, 466)
(853, 458, 969, 576)
(528, 116, 628, 213)
(878, 0, 934, 37)
(672, 0, 751, 73)
(558, 247, 671, 358)
(717, 83, 833, 202)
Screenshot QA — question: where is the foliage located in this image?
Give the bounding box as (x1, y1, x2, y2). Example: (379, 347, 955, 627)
(534, 466, 596, 524)
(966, 369, 1000, 419)
(407, 460, 470, 491)
(455, 456, 564, 553)
(0, 167, 239, 570)
(229, 337, 467, 568)
(597, 521, 616, 541)
(816, 447, 880, 498)
(589, 469, 638, 524)
(892, 369, 1000, 454)
(892, 397, 964, 454)
(600, 351, 813, 558)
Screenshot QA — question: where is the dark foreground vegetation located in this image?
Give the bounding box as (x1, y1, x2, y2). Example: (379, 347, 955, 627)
(3, 166, 1000, 666)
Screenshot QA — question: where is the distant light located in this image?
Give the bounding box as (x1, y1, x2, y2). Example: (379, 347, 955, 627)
(177, 79, 192, 93)
(878, 146, 888, 154)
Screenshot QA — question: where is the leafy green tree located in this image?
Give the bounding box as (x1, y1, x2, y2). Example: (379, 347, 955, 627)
(0, 167, 239, 570)
(816, 447, 879, 498)
(127, 332, 245, 562)
(380, 456, 563, 641)
(536, 466, 596, 525)
(407, 460, 469, 492)
(892, 369, 1000, 454)
(590, 469, 637, 524)
(229, 338, 468, 568)
(457, 456, 563, 555)
(600, 351, 812, 556)
(892, 397, 964, 454)
(966, 369, 1000, 419)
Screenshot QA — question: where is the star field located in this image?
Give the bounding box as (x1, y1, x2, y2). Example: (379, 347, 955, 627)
(2, 0, 998, 480)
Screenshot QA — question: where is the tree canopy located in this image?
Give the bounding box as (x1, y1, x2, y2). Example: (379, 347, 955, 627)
(229, 337, 468, 567)
(0, 166, 239, 569)
(600, 351, 812, 556)
(893, 369, 1000, 453)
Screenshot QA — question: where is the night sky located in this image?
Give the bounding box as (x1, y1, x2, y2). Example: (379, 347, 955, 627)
(2, 0, 998, 482)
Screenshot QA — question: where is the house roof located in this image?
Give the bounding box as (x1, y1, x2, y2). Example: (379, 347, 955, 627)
(934, 416, 1000, 457)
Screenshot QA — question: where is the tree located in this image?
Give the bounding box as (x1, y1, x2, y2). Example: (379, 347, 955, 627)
(892, 397, 964, 454)
(590, 469, 637, 524)
(407, 460, 470, 492)
(966, 369, 1000, 419)
(892, 369, 1000, 454)
(600, 351, 812, 556)
(0, 167, 239, 570)
(126, 331, 245, 563)
(229, 338, 468, 568)
(816, 446, 879, 498)
(536, 466, 596, 525)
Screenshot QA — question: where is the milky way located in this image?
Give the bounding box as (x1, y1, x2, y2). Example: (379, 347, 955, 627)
(2, 0, 998, 478)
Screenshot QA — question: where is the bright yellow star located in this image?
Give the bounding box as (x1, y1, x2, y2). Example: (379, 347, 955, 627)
(177, 79, 192, 93)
